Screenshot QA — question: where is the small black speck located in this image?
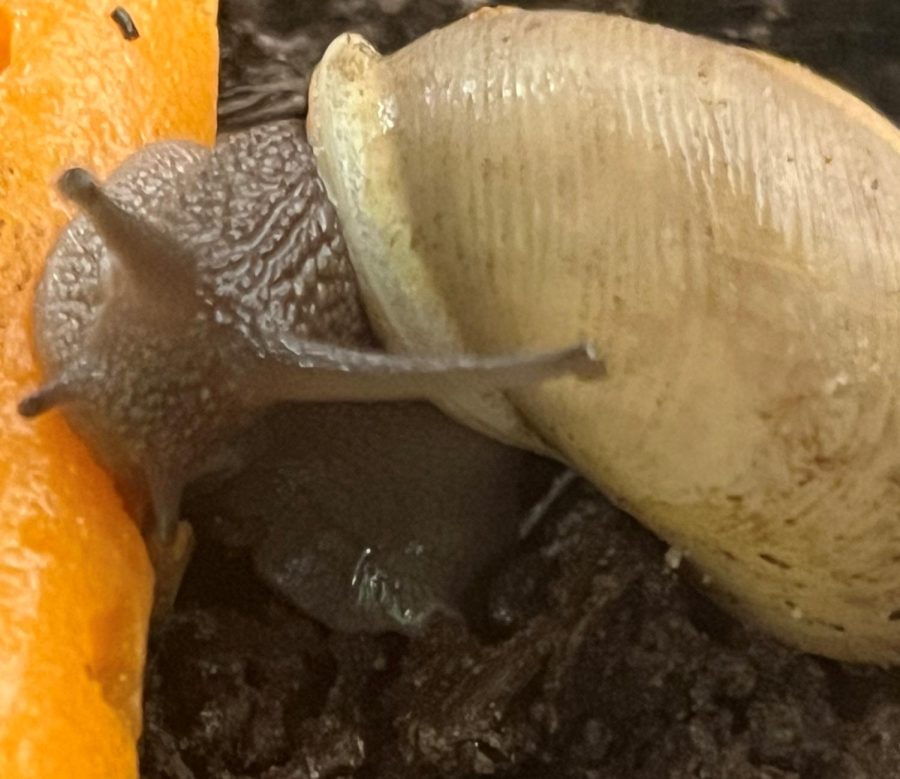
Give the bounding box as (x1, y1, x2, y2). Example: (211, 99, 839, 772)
(889, 609, 900, 621)
(111, 7, 140, 41)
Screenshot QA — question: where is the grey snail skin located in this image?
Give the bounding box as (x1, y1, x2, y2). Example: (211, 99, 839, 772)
(184, 400, 563, 633)
(21, 7, 900, 663)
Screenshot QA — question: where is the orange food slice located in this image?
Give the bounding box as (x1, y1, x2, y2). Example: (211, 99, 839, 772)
(0, 2, 218, 777)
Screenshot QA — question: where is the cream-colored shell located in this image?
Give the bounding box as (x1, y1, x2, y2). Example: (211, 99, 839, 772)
(308, 7, 900, 663)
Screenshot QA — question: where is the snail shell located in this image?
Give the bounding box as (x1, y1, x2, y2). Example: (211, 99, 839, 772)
(307, 7, 900, 663)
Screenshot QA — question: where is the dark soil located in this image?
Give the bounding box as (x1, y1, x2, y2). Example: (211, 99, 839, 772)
(140, 2, 900, 777)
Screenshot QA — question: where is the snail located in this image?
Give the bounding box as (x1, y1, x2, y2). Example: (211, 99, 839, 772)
(24, 119, 598, 630)
(20, 6, 900, 664)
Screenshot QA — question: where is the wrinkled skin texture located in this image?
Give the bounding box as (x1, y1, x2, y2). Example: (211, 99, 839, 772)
(140, 0, 900, 777)
(35, 123, 371, 538)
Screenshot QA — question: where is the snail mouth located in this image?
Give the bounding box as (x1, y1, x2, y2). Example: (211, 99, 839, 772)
(0, 8, 11, 73)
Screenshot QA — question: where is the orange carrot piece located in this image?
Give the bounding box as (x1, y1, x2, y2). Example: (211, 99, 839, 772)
(0, 2, 217, 777)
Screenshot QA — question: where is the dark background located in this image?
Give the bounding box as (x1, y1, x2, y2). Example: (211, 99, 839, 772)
(141, 3, 900, 777)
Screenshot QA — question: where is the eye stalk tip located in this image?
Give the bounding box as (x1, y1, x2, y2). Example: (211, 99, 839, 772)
(57, 167, 101, 205)
(18, 392, 47, 418)
(17, 380, 75, 418)
(572, 342, 607, 380)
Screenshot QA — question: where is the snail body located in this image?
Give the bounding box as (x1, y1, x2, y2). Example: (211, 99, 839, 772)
(29, 118, 586, 631)
(23, 8, 900, 662)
